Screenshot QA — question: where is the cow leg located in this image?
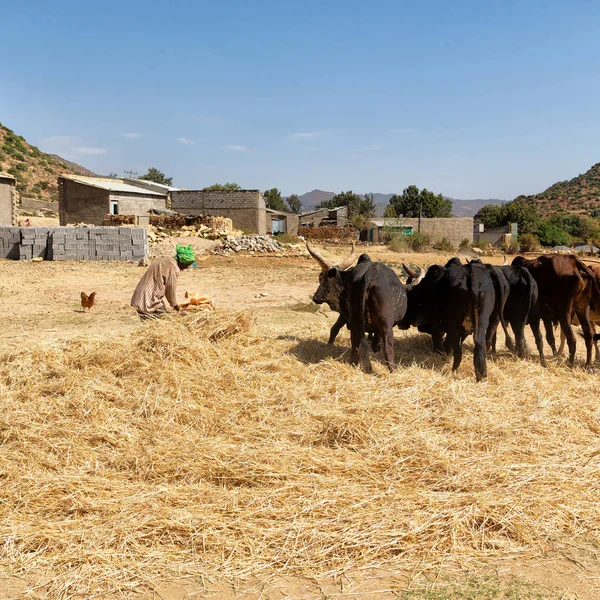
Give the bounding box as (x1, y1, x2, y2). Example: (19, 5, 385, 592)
(381, 327, 396, 372)
(328, 315, 346, 345)
(511, 316, 528, 358)
(528, 316, 547, 367)
(593, 323, 600, 362)
(543, 318, 557, 354)
(443, 334, 452, 355)
(446, 327, 463, 373)
(576, 307, 594, 370)
(558, 329, 566, 356)
(558, 314, 577, 368)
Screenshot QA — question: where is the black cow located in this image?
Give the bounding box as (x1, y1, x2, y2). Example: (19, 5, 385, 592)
(307, 242, 407, 372)
(399, 259, 496, 381)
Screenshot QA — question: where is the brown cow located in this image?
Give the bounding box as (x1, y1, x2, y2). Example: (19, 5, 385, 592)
(512, 254, 600, 369)
(558, 263, 600, 361)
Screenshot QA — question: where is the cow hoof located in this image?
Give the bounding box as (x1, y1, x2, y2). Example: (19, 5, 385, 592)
(585, 366, 597, 374)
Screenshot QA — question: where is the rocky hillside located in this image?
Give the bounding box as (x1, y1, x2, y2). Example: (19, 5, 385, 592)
(0, 122, 96, 202)
(515, 162, 600, 216)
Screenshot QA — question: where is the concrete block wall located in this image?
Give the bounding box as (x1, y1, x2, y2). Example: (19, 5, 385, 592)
(0, 227, 148, 261)
(397, 217, 475, 246)
(171, 190, 267, 235)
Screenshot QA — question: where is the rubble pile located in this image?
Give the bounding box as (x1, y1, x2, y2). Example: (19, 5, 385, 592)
(147, 218, 239, 249)
(213, 235, 284, 255)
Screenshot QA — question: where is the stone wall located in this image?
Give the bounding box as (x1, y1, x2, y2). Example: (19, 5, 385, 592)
(0, 227, 148, 261)
(369, 217, 475, 246)
(0, 180, 15, 225)
(21, 197, 59, 213)
(171, 190, 267, 235)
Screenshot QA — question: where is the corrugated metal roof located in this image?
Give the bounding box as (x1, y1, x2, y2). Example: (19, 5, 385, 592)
(125, 178, 181, 192)
(60, 175, 166, 196)
(0, 172, 16, 181)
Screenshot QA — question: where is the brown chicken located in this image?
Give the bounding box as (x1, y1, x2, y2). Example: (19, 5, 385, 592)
(81, 292, 97, 312)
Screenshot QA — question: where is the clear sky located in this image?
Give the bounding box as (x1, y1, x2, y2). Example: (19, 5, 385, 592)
(2, 0, 600, 199)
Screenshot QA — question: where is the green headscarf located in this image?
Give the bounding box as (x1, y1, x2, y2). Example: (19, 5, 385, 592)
(175, 245, 196, 267)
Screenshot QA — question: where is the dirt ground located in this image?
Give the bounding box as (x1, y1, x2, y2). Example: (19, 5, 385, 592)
(0, 245, 599, 599)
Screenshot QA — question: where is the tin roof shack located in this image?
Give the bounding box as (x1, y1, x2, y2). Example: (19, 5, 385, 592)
(58, 176, 168, 226)
(171, 189, 267, 235)
(299, 205, 348, 227)
(267, 209, 299, 236)
(0, 172, 17, 225)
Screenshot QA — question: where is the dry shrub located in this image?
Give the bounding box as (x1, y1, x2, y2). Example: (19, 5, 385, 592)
(1, 315, 600, 597)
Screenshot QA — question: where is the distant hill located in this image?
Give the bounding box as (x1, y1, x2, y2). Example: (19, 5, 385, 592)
(514, 162, 600, 216)
(0, 122, 97, 201)
(298, 188, 505, 217)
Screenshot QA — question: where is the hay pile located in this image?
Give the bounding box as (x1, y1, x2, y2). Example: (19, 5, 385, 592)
(1, 312, 600, 597)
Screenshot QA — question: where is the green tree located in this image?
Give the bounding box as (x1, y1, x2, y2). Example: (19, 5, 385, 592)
(203, 182, 242, 191)
(138, 167, 173, 186)
(387, 186, 452, 218)
(537, 221, 570, 247)
(263, 188, 287, 212)
(505, 200, 541, 235)
(474, 203, 509, 229)
(286, 193, 302, 214)
(107, 172, 119, 179)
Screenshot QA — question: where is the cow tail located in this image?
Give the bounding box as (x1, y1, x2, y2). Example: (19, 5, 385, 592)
(523, 269, 535, 323)
(357, 273, 371, 366)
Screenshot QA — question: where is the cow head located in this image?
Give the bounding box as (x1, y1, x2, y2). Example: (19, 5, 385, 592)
(306, 242, 357, 311)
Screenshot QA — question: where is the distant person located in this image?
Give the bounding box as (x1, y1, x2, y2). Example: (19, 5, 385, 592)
(130, 245, 196, 320)
(24, 218, 31, 227)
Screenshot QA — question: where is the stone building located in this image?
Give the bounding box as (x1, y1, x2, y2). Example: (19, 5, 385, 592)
(0, 172, 17, 226)
(171, 189, 267, 235)
(299, 205, 348, 227)
(58, 175, 169, 225)
(366, 217, 476, 246)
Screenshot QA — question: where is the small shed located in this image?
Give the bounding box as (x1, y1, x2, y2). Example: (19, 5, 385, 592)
(266, 209, 299, 236)
(0, 172, 17, 226)
(58, 175, 168, 226)
(299, 206, 348, 227)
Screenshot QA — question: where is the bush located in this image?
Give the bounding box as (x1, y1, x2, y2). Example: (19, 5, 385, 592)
(519, 233, 540, 252)
(387, 231, 431, 253)
(433, 237, 454, 252)
(501, 238, 519, 254)
(458, 238, 471, 250)
(273, 233, 299, 244)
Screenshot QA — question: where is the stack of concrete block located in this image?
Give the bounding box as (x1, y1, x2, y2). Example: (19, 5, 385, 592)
(0, 226, 148, 261)
(20, 227, 49, 260)
(0, 227, 21, 259)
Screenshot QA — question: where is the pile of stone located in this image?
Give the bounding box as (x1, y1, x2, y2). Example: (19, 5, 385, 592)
(213, 235, 284, 255)
(147, 218, 238, 249)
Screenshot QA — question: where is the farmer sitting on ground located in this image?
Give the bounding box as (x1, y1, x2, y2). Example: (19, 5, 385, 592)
(131, 245, 196, 320)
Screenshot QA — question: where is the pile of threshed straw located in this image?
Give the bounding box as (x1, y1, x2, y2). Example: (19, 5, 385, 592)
(1, 309, 600, 597)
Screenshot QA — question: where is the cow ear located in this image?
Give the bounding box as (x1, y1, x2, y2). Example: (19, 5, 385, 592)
(327, 268, 337, 279)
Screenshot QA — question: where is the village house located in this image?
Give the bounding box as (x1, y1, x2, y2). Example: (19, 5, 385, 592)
(58, 175, 171, 226)
(299, 205, 348, 227)
(0, 172, 17, 226)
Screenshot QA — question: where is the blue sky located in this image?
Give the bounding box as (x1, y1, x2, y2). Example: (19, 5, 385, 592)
(2, 0, 600, 199)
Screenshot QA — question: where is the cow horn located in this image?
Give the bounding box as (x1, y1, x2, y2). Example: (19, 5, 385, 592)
(305, 241, 332, 271)
(338, 242, 358, 271)
(403, 263, 417, 278)
(503, 254, 509, 266)
(413, 267, 426, 284)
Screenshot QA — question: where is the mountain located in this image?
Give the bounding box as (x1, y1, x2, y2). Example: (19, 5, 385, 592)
(514, 162, 600, 216)
(298, 189, 336, 209)
(298, 188, 505, 217)
(449, 198, 506, 217)
(0, 122, 97, 201)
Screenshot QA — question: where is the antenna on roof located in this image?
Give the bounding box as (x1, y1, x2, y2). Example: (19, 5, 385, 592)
(123, 170, 138, 178)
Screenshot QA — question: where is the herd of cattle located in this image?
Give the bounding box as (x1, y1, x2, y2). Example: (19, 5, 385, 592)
(305, 242, 600, 381)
